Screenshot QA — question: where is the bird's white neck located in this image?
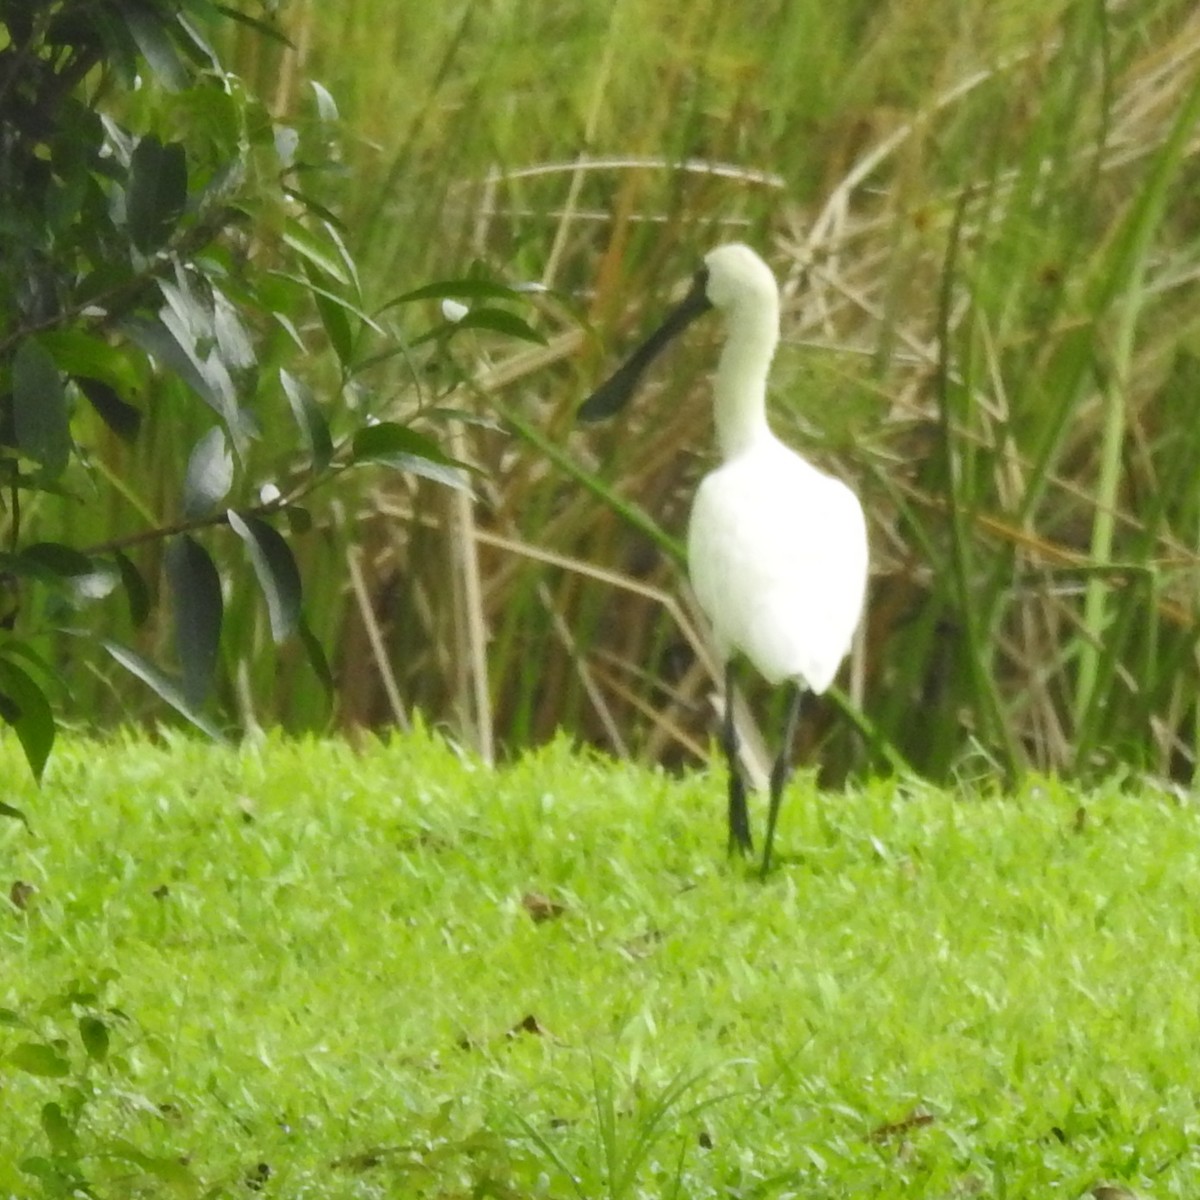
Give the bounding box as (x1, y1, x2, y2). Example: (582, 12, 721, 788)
(712, 300, 779, 459)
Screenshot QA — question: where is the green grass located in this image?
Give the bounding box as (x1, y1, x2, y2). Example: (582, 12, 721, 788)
(2, 733, 1199, 1196)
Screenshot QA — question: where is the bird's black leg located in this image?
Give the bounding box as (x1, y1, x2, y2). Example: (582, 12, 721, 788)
(761, 683, 804, 878)
(722, 661, 753, 856)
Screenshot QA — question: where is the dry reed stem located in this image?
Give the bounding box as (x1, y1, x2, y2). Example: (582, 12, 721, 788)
(345, 542, 410, 731)
(588, 659, 708, 765)
(445, 422, 493, 763)
(532, 576, 630, 757)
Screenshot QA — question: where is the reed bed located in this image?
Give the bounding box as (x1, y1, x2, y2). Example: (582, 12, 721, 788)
(64, 0, 1200, 784)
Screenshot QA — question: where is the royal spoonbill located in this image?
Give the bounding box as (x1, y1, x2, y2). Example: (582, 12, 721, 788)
(580, 243, 868, 875)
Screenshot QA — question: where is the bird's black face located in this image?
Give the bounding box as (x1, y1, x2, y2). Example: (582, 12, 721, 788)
(578, 264, 714, 422)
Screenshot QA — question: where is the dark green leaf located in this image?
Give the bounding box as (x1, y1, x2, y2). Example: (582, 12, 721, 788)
(21, 543, 94, 578)
(214, 4, 294, 47)
(455, 306, 546, 345)
(113, 551, 151, 627)
(76, 260, 136, 306)
(10, 1042, 70, 1078)
(280, 185, 343, 228)
(386, 278, 534, 307)
(174, 8, 221, 69)
(40, 1103, 77, 1155)
(78, 1016, 109, 1063)
(0, 550, 48, 586)
(303, 261, 354, 365)
(282, 219, 351, 285)
(280, 368, 332, 471)
(226, 511, 302, 642)
(0, 640, 54, 682)
(76, 377, 142, 441)
(12, 338, 71, 478)
(41, 331, 139, 393)
(0, 1008, 20, 1024)
(182, 427, 233, 517)
(351, 422, 459, 467)
(0, 801, 31, 831)
(0, 659, 55, 782)
(127, 135, 187, 253)
(298, 617, 334, 696)
(6, 6, 32, 44)
(102, 641, 224, 739)
(318, 296, 354, 366)
(164, 536, 222, 707)
(121, 4, 189, 91)
(284, 506, 312, 534)
(351, 422, 470, 490)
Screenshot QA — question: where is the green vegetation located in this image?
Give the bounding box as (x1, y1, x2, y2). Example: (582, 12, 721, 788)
(4, 9, 1197, 1195)
(220, 0, 1200, 782)
(0, 1, 548, 779)
(3, 733, 1199, 1195)
(223, 1, 1200, 784)
(3, 2, 1200, 784)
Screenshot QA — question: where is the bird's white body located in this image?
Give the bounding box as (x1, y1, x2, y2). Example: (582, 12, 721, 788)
(685, 244, 868, 693)
(689, 439, 867, 689)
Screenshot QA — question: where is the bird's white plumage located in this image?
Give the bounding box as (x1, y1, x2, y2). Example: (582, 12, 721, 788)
(685, 243, 868, 693)
(688, 439, 867, 688)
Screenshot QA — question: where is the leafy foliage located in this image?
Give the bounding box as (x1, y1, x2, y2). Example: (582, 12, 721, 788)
(0, 2, 549, 779)
(2, 970, 201, 1196)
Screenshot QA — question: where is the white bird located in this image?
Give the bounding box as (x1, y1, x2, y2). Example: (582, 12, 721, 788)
(580, 243, 868, 875)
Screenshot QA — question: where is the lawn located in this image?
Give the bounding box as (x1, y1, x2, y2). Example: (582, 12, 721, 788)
(2, 731, 1198, 1197)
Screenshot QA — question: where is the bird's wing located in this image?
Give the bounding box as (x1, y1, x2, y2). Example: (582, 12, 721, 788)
(687, 445, 867, 689)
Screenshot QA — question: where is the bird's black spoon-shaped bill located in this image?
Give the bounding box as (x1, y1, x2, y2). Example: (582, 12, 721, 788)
(578, 267, 713, 422)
